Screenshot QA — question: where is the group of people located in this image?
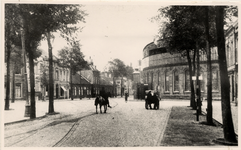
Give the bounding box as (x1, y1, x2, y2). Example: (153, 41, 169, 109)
(99, 87, 112, 108)
(98, 87, 130, 107)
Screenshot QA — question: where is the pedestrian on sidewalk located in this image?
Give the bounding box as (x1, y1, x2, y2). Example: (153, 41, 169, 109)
(124, 90, 128, 102)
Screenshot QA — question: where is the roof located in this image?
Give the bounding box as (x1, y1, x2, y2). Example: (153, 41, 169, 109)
(143, 42, 157, 51)
(100, 74, 113, 86)
(72, 73, 91, 85)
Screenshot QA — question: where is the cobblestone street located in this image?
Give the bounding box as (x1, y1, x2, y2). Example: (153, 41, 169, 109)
(4, 97, 174, 147)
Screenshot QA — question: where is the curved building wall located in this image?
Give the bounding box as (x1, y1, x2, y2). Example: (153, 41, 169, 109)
(142, 47, 221, 100)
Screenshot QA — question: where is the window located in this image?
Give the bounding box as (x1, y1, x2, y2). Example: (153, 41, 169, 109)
(157, 72, 160, 85)
(165, 72, 169, 91)
(74, 87, 76, 95)
(200, 72, 205, 91)
(185, 70, 190, 91)
(147, 73, 149, 84)
(60, 70, 62, 81)
(15, 67, 21, 74)
(212, 70, 219, 90)
(80, 87, 83, 95)
(174, 71, 179, 91)
(15, 84, 21, 98)
(63, 71, 65, 81)
(56, 70, 59, 80)
(66, 71, 68, 81)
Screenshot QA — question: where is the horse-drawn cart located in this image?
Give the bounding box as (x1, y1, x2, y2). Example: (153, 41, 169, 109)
(145, 90, 160, 110)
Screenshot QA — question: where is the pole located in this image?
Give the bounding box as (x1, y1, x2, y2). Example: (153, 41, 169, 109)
(196, 41, 200, 121)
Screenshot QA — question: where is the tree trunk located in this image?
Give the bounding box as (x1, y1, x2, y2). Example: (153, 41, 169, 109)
(215, 6, 237, 143)
(113, 76, 115, 97)
(186, 49, 196, 109)
(205, 6, 213, 125)
(192, 48, 197, 110)
(20, 15, 29, 106)
(5, 37, 11, 110)
(46, 32, 54, 113)
(11, 68, 15, 103)
(121, 76, 123, 97)
(70, 67, 73, 100)
(196, 41, 202, 121)
(27, 43, 36, 119)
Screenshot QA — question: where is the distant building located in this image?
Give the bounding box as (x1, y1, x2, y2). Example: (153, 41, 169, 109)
(71, 73, 92, 99)
(142, 39, 220, 99)
(141, 21, 238, 101)
(100, 72, 114, 97)
(225, 20, 238, 105)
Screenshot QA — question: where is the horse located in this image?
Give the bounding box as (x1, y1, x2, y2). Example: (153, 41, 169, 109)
(94, 96, 108, 114)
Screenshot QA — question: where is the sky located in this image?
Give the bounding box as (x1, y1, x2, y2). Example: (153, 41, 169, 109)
(40, 2, 162, 71)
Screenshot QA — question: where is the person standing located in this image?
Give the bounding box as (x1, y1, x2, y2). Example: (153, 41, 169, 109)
(124, 90, 128, 102)
(100, 87, 112, 108)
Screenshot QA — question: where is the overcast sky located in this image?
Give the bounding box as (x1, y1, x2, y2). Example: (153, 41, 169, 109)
(40, 2, 162, 71)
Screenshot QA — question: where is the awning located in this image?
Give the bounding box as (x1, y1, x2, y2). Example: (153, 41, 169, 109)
(61, 86, 67, 91)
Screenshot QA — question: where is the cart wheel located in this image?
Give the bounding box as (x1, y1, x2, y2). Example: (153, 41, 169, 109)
(145, 101, 148, 109)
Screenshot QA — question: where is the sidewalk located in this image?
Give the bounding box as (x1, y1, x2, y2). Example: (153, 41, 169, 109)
(161, 106, 225, 146)
(202, 100, 238, 134)
(4, 98, 94, 124)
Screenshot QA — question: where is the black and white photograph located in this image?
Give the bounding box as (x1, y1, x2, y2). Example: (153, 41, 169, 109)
(1, 0, 239, 149)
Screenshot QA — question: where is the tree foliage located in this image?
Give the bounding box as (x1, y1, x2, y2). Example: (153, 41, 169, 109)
(4, 4, 87, 115)
(58, 41, 88, 73)
(58, 41, 89, 100)
(108, 59, 133, 79)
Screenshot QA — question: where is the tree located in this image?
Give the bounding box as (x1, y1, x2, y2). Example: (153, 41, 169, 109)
(17, 4, 47, 118)
(5, 4, 22, 110)
(58, 41, 88, 100)
(10, 4, 87, 117)
(153, 6, 206, 110)
(215, 6, 237, 143)
(35, 4, 87, 113)
(204, 6, 213, 125)
(108, 59, 130, 97)
(125, 65, 134, 80)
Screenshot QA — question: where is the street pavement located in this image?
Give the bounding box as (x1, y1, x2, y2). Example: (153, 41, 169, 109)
(3, 96, 238, 147)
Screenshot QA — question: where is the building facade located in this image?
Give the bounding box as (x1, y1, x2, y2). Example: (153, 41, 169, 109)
(142, 41, 221, 99)
(71, 73, 92, 99)
(141, 21, 238, 101)
(225, 21, 238, 105)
